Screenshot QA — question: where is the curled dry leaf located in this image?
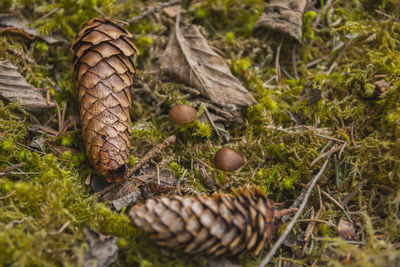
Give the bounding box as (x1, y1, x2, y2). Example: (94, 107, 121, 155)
(338, 217, 355, 241)
(0, 60, 55, 111)
(83, 227, 118, 267)
(72, 18, 139, 182)
(254, 0, 307, 42)
(0, 13, 62, 44)
(161, 16, 256, 122)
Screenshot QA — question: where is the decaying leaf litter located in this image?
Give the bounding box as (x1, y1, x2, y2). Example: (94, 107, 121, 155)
(0, 0, 400, 266)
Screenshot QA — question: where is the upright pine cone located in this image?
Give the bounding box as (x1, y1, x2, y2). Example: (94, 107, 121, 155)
(129, 187, 293, 257)
(72, 18, 138, 182)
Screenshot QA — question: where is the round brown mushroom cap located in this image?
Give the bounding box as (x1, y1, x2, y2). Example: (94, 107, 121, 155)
(168, 104, 197, 124)
(213, 147, 244, 171)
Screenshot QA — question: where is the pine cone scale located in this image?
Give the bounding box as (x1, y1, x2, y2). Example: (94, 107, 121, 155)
(129, 187, 280, 257)
(73, 18, 138, 182)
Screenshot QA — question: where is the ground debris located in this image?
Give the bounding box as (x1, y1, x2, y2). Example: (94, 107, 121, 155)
(338, 217, 356, 241)
(83, 227, 118, 267)
(98, 165, 177, 211)
(0, 60, 55, 112)
(198, 166, 216, 190)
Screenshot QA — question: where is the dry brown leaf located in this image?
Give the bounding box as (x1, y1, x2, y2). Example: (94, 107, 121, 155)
(83, 227, 118, 267)
(161, 15, 256, 121)
(0, 60, 55, 111)
(0, 13, 62, 44)
(162, 5, 180, 18)
(338, 217, 355, 240)
(254, 0, 307, 42)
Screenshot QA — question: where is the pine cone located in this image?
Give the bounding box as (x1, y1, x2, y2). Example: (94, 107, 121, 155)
(129, 187, 293, 257)
(72, 18, 138, 182)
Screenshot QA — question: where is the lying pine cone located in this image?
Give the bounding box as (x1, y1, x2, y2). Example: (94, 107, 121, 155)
(72, 18, 138, 182)
(129, 186, 295, 257)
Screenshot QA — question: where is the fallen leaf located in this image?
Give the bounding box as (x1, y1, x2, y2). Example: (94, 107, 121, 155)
(0, 13, 63, 44)
(162, 5, 180, 18)
(161, 15, 256, 122)
(338, 217, 355, 241)
(254, 0, 307, 42)
(83, 227, 118, 267)
(0, 60, 55, 111)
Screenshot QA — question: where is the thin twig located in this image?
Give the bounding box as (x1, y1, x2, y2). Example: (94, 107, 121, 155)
(195, 157, 212, 169)
(296, 219, 336, 228)
(43, 113, 57, 127)
(265, 125, 331, 135)
(49, 221, 70, 235)
(156, 163, 160, 185)
(292, 44, 299, 80)
(310, 145, 341, 167)
(60, 103, 67, 132)
(204, 105, 220, 137)
(338, 141, 347, 159)
(0, 163, 26, 174)
(350, 123, 357, 146)
(321, 190, 345, 211)
(327, 38, 355, 75)
(0, 190, 16, 199)
(0, 172, 41, 176)
(259, 159, 329, 267)
(126, 135, 176, 178)
(127, 0, 182, 24)
(55, 101, 62, 132)
(315, 134, 346, 143)
(275, 37, 284, 83)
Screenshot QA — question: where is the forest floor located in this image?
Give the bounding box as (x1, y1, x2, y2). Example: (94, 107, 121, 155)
(0, 0, 399, 266)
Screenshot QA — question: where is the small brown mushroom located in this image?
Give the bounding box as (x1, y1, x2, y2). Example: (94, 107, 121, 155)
(169, 104, 197, 142)
(213, 147, 244, 184)
(168, 104, 197, 124)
